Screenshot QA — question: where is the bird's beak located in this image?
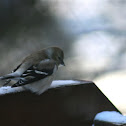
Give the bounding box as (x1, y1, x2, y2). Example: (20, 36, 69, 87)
(60, 59, 65, 66)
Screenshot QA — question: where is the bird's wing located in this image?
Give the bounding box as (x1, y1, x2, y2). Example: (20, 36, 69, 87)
(12, 63, 22, 72)
(0, 61, 32, 80)
(11, 59, 57, 87)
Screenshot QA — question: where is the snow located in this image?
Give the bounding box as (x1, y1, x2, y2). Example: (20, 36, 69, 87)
(94, 111, 126, 125)
(50, 80, 85, 88)
(0, 80, 90, 95)
(0, 86, 24, 95)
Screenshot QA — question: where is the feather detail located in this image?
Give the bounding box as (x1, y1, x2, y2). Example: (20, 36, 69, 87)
(11, 59, 57, 87)
(0, 47, 65, 94)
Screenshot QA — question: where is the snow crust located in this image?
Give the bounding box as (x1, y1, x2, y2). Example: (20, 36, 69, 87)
(94, 111, 126, 125)
(50, 80, 83, 88)
(0, 80, 89, 95)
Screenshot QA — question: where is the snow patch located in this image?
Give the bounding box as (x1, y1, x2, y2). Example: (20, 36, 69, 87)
(0, 80, 90, 95)
(50, 80, 88, 88)
(94, 111, 126, 125)
(0, 86, 24, 95)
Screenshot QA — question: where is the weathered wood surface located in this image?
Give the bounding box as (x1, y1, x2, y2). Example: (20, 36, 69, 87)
(0, 80, 119, 126)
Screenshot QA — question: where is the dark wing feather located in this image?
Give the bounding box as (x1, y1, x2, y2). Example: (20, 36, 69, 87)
(12, 63, 22, 72)
(2, 63, 22, 86)
(12, 59, 56, 87)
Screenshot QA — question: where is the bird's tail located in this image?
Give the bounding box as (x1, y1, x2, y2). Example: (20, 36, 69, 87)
(0, 74, 21, 87)
(0, 72, 20, 80)
(0, 74, 13, 80)
(0, 76, 11, 87)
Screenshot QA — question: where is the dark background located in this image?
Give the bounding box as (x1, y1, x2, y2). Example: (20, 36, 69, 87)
(0, 0, 126, 80)
(0, 0, 126, 114)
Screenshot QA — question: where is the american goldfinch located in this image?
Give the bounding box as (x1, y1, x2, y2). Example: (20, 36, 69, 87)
(0, 47, 65, 94)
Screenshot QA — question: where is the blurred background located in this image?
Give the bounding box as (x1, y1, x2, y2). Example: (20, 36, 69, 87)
(0, 0, 126, 114)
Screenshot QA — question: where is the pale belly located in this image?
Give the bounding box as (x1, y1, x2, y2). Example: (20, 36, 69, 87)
(23, 75, 54, 95)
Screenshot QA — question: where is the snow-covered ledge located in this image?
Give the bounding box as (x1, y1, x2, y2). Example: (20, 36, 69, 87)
(0, 80, 120, 126)
(0, 80, 91, 95)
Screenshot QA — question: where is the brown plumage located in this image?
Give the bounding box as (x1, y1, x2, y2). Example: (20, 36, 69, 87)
(0, 47, 65, 94)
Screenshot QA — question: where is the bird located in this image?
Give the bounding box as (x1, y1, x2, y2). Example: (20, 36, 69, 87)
(0, 46, 65, 95)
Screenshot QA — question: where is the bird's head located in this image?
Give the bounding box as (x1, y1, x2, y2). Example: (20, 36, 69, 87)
(46, 47, 65, 66)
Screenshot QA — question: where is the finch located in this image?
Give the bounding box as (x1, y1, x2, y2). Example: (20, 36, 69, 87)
(0, 47, 65, 95)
